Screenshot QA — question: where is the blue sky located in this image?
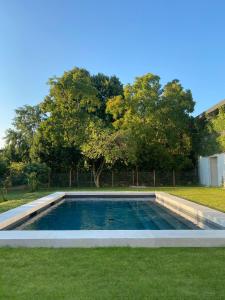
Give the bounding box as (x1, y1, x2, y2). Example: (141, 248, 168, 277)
(1, 0, 225, 147)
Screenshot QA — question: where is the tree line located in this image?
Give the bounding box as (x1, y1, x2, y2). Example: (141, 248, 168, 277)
(0, 66, 223, 190)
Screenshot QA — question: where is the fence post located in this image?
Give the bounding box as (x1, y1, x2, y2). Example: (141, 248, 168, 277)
(48, 170, 51, 188)
(136, 166, 139, 186)
(153, 170, 156, 187)
(173, 170, 176, 187)
(69, 168, 72, 187)
(132, 170, 135, 185)
(111, 171, 114, 187)
(90, 170, 93, 187)
(76, 168, 79, 187)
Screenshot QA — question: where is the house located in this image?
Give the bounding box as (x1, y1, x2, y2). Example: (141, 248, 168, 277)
(198, 99, 225, 186)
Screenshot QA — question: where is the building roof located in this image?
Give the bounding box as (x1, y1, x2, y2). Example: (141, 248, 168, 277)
(198, 99, 225, 118)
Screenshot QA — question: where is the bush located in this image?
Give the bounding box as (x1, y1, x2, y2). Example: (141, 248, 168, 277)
(0, 176, 12, 201)
(9, 162, 27, 186)
(0, 156, 8, 181)
(6, 162, 50, 191)
(26, 172, 39, 192)
(24, 162, 49, 184)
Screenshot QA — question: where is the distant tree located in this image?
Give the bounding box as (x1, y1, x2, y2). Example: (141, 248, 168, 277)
(199, 107, 225, 155)
(211, 107, 225, 151)
(4, 129, 30, 162)
(13, 105, 42, 138)
(4, 105, 42, 162)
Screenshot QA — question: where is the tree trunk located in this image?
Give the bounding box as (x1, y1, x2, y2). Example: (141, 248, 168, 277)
(92, 161, 104, 188)
(48, 170, 51, 188)
(136, 165, 139, 186)
(132, 170, 135, 185)
(172, 170, 176, 187)
(111, 171, 114, 187)
(95, 173, 100, 188)
(76, 168, 79, 187)
(69, 168, 72, 187)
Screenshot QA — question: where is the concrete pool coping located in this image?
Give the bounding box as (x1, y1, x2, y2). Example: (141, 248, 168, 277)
(1, 191, 225, 247)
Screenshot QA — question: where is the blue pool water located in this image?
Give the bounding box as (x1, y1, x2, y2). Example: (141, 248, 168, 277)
(18, 198, 199, 230)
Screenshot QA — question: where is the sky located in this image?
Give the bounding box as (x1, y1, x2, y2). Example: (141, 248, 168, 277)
(0, 0, 225, 148)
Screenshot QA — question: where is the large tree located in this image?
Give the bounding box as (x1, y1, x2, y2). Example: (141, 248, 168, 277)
(106, 74, 195, 170)
(32, 68, 124, 183)
(31, 67, 100, 180)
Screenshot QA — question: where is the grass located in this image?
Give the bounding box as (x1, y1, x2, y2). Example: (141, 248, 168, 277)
(162, 187, 225, 212)
(1, 247, 225, 299)
(0, 186, 224, 214)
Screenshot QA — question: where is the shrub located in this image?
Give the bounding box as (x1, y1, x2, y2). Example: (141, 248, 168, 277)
(9, 162, 27, 186)
(26, 172, 39, 192)
(0, 176, 12, 201)
(24, 162, 49, 184)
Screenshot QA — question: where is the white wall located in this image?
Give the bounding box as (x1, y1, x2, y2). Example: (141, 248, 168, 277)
(198, 153, 225, 186)
(217, 153, 225, 186)
(199, 156, 210, 186)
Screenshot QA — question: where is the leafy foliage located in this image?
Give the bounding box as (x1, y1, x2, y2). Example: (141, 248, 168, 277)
(3, 67, 199, 187)
(92, 73, 123, 122)
(106, 74, 195, 170)
(4, 105, 42, 162)
(210, 107, 225, 151)
(198, 107, 225, 156)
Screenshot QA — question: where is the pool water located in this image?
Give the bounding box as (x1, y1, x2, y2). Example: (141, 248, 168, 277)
(18, 198, 199, 230)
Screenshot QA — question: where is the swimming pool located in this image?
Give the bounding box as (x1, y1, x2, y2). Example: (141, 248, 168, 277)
(1, 191, 225, 247)
(16, 198, 199, 230)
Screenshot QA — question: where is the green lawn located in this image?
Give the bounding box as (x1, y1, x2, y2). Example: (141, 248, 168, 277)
(0, 186, 224, 214)
(0, 247, 225, 299)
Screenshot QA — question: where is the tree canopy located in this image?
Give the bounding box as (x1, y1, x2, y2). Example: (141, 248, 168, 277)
(106, 74, 195, 170)
(1, 67, 199, 187)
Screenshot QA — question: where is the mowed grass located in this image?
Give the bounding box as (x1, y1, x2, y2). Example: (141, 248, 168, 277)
(0, 189, 59, 213)
(0, 247, 225, 299)
(0, 186, 224, 213)
(162, 187, 225, 212)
